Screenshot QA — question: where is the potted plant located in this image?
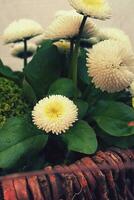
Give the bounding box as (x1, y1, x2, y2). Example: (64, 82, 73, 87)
(0, 0, 134, 199)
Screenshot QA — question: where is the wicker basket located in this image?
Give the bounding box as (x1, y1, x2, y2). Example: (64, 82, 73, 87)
(0, 148, 134, 200)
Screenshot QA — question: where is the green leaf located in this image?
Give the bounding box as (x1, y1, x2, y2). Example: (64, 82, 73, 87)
(48, 78, 76, 97)
(78, 49, 90, 85)
(0, 117, 48, 169)
(24, 40, 63, 98)
(62, 120, 97, 154)
(0, 59, 20, 82)
(97, 129, 134, 148)
(74, 99, 88, 119)
(94, 101, 134, 137)
(23, 78, 37, 105)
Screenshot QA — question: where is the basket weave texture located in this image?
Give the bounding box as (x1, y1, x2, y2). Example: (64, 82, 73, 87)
(0, 148, 134, 200)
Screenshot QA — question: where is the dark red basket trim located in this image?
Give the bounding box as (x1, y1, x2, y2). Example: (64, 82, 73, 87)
(0, 148, 134, 200)
(0, 183, 4, 200)
(38, 175, 51, 200)
(93, 154, 118, 200)
(96, 150, 119, 199)
(13, 177, 29, 200)
(2, 180, 17, 200)
(69, 163, 91, 199)
(44, 166, 59, 200)
(27, 175, 44, 200)
(125, 149, 134, 195)
(63, 165, 84, 200)
(76, 160, 97, 190)
(54, 165, 74, 200)
(110, 148, 130, 163)
(106, 151, 127, 199)
(82, 157, 109, 200)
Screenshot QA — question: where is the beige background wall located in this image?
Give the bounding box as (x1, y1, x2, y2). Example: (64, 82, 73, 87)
(0, 0, 134, 70)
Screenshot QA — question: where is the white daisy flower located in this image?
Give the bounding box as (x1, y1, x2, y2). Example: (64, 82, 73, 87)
(68, 0, 111, 20)
(3, 19, 44, 44)
(98, 27, 132, 50)
(86, 40, 134, 93)
(32, 95, 78, 135)
(31, 34, 46, 46)
(44, 10, 97, 40)
(11, 42, 37, 59)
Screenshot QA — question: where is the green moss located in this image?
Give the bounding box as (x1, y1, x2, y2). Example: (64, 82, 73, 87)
(0, 78, 30, 127)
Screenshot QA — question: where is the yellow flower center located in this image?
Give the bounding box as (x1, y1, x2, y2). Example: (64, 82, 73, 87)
(61, 42, 70, 49)
(45, 102, 64, 119)
(54, 40, 70, 50)
(132, 97, 134, 108)
(82, 0, 103, 7)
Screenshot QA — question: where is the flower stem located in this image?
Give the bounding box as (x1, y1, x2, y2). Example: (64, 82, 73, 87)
(23, 39, 28, 68)
(68, 39, 74, 77)
(69, 16, 87, 98)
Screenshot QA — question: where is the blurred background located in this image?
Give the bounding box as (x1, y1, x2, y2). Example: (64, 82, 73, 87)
(0, 0, 134, 70)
